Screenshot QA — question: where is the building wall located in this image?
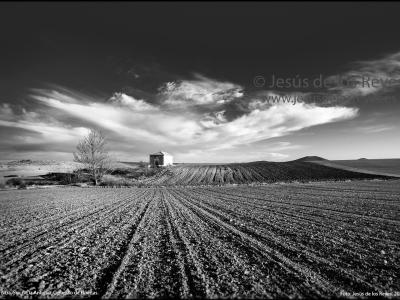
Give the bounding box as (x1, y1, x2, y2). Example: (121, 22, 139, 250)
(163, 154, 173, 166)
(149, 154, 173, 167)
(149, 155, 164, 167)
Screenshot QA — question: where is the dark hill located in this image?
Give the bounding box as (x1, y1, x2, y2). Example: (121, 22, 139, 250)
(294, 156, 327, 162)
(141, 160, 393, 186)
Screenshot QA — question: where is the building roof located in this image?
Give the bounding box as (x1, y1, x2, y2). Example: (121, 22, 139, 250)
(150, 151, 172, 156)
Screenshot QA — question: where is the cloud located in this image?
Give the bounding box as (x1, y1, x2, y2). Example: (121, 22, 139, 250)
(268, 152, 290, 159)
(249, 91, 311, 108)
(30, 88, 357, 150)
(107, 92, 157, 111)
(199, 110, 227, 128)
(327, 51, 400, 97)
(203, 102, 358, 150)
(0, 73, 359, 162)
(0, 104, 89, 156)
(264, 141, 303, 152)
(0, 103, 13, 116)
(32, 91, 194, 145)
(158, 74, 243, 106)
(355, 124, 395, 134)
(173, 147, 291, 163)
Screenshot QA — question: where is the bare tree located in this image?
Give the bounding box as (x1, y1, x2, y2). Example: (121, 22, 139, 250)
(73, 129, 111, 185)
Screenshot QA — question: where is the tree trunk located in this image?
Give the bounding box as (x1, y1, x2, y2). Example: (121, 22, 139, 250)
(93, 168, 97, 185)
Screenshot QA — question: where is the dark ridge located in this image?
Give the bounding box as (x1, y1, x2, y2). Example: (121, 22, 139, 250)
(141, 161, 395, 186)
(294, 156, 327, 162)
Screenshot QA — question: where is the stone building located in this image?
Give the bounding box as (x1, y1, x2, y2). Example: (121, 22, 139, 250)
(149, 151, 173, 167)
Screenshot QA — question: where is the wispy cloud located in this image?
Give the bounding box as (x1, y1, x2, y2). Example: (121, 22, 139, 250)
(0, 74, 359, 161)
(108, 93, 157, 111)
(327, 51, 400, 98)
(355, 124, 395, 134)
(158, 74, 243, 106)
(0, 104, 89, 158)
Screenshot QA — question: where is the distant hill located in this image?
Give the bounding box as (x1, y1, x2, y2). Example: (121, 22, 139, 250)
(0, 160, 82, 178)
(294, 156, 327, 162)
(0, 160, 133, 179)
(313, 159, 400, 178)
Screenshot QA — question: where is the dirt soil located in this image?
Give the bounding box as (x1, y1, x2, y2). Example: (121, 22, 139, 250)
(1, 180, 399, 298)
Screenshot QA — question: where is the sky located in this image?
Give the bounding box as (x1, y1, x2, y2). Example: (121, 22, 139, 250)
(0, 2, 399, 163)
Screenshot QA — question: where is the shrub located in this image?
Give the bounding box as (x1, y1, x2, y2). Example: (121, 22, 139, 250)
(110, 168, 141, 179)
(110, 168, 132, 176)
(109, 166, 162, 180)
(18, 181, 27, 189)
(6, 177, 26, 188)
(42, 173, 82, 184)
(73, 170, 94, 183)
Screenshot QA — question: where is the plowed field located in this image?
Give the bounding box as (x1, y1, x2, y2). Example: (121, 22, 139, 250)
(1, 180, 399, 298)
(141, 161, 393, 186)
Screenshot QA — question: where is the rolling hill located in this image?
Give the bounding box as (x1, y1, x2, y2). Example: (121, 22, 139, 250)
(141, 160, 394, 186)
(313, 159, 400, 178)
(294, 156, 327, 162)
